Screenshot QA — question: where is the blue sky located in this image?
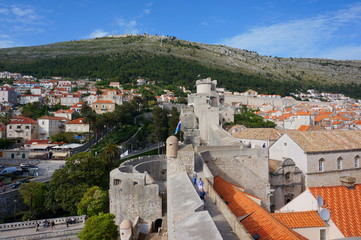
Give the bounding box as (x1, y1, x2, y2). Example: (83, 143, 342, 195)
(0, 0, 361, 60)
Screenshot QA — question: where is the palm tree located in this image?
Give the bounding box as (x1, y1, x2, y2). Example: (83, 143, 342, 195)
(101, 143, 121, 166)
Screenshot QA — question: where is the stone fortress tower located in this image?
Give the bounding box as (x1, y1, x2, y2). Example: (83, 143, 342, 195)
(109, 77, 299, 239)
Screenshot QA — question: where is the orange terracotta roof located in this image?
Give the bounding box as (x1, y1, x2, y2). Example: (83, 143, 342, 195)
(318, 111, 331, 115)
(309, 185, 361, 237)
(38, 116, 67, 120)
(56, 109, 74, 114)
(93, 100, 114, 104)
(278, 113, 293, 121)
(314, 115, 330, 122)
(66, 118, 87, 124)
(297, 125, 311, 131)
(296, 111, 311, 116)
(332, 121, 343, 125)
(214, 176, 306, 240)
(70, 102, 84, 108)
(10, 116, 37, 124)
(272, 211, 326, 229)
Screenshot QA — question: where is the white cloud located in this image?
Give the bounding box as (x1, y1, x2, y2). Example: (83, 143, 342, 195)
(112, 2, 152, 35)
(86, 29, 109, 39)
(116, 18, 139, 34)
(0, 40, 19, 48)
(219, 3, 361, 59)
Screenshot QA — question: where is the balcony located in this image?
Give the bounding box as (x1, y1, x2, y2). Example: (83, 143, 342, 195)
(15, 129, 23, 132)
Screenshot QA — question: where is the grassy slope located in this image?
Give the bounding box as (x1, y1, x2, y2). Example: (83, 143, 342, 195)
(0, 35, 361, 96)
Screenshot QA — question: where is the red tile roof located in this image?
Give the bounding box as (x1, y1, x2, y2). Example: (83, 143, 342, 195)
(214, 176, 306, 240)
(93, 100, 114, 104)
(297, 125, 311, 131)
(66, 118, 87, 125)
(10, 116, 37, 124)
(38, 116, 68, 120)
(272, 211, 326, 229)
(55, 109, 74, 114)
(309, 185, 361, 237)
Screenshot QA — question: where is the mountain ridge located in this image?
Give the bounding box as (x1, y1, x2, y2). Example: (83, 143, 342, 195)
(0, 34, 361, 97)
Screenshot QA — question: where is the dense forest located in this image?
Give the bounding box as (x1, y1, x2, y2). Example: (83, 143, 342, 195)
(1, 52, 361, 98)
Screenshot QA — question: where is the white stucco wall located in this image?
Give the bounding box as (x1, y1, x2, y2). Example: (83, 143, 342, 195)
(294, 227, 326, 240)
(269, 134, 307, 173)
(278, 189, 318, 212)
(278, 189, 344, 240)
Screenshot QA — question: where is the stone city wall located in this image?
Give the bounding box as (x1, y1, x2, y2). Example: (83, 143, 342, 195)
(201, 148, 270, 209)
(134, 160, 167, 181)
(224, 95, 297, 108)
(121, 155, 167, 167)
(0, 190, 26, 220)
(110, 164, 162, 225)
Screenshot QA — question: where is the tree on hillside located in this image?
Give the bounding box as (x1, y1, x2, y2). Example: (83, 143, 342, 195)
(19, 182, 47, 220)
(148, 107, 168, 143)
(77, 186, 108, 217)
(46, 152, 108, 214)
(101, 143, 121, 166)
(50, 131, 79, 143)
(0, 112, 11, 136)
(21, 102, 48, 119)
(232, 106, 276, 128)
(78, 213, 118, 240)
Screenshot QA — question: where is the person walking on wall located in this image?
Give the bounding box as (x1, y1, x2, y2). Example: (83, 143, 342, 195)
(198, 178, 204, 192)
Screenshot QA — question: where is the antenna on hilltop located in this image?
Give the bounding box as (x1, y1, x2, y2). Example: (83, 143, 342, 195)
(160, 35, 163, 47)
(112, 21, 116, 36)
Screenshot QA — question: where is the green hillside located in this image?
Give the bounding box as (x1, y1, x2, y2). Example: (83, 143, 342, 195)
(0, 34, 361, 98)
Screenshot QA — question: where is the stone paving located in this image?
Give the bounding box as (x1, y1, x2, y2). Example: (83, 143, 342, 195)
(194, 161, 239, 240)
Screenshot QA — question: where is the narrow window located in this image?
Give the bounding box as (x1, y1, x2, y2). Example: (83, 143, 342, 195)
(319, 159, 324, 172)
(337, 157, 342, 170)
(355, 156, 360, 168)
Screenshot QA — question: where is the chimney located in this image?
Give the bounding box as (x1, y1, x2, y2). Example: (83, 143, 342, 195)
(339, 176, 356, 189)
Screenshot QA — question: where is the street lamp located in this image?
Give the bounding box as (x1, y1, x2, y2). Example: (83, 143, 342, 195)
(13, 199, 17, 221)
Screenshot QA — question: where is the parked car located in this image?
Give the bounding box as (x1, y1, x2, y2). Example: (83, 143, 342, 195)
(12, 181, 21, 189)
(20, 179, 30, 183)
(0, 167, 18, 176)
(0, 165, 5, 169)
(20, 163, 29, 167)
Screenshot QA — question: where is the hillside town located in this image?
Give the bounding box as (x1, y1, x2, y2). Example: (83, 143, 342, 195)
(0, 73, 361, 240)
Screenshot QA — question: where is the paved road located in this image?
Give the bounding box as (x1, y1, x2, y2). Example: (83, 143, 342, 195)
(0, 160, 65, 192)
(0, 222, 84, 239)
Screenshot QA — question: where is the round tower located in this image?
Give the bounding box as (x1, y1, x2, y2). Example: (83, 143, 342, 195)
(196, 77, 212, 94)
(166, 135, 178, 158)
(119, 219, 133, 239)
